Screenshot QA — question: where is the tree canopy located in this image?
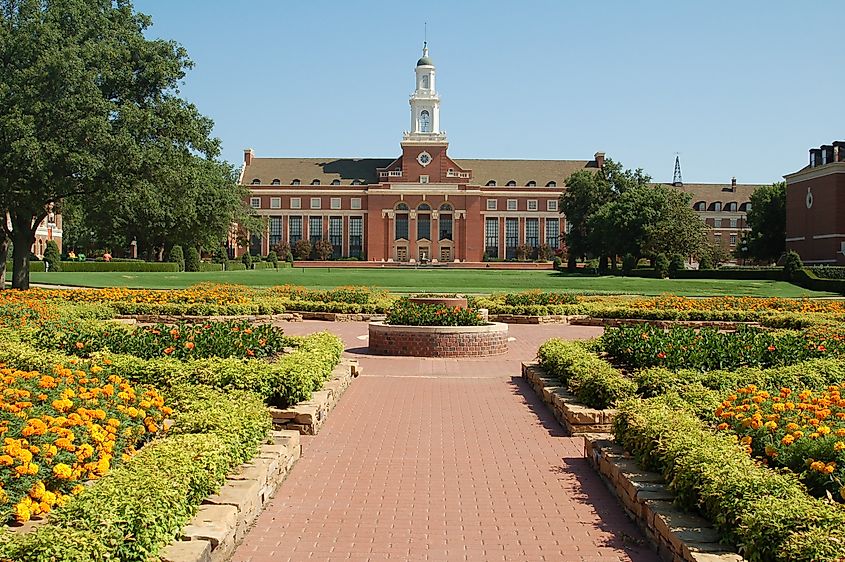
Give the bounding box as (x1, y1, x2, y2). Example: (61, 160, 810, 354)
(740, 182, 786, 263)
(0, 0, 245, 288)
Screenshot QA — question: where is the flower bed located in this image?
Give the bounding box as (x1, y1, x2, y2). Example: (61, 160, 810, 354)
(385, 299, 485, 326)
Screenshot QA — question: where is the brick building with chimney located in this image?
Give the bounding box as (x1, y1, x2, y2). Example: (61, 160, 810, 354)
(238, 45, 757, 263)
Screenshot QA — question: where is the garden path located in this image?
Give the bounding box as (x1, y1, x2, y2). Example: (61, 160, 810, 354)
(232, 321, 658, 562)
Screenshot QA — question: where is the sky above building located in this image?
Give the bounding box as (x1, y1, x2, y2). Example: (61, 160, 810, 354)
(134, 0, 840, 184)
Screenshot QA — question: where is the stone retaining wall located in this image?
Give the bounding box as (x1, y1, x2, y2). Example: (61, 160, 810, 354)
(268, 359, 360, 434)
(368, 321, 508, 357)
(521, 362, 614, 434)
(568, 317, 761, 330)
(584, 434, 744, 562)
(117, 313, 302, 325)
(160, 430, 302, 562)
(295, 311, 385, 322)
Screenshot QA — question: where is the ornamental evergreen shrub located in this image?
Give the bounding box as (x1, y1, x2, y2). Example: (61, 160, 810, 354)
(698, 253, 715, 270)
(184, 246, 201, 272)
(211, 247, 228, 265)
(241, 251, 253, 269)
(783, 250, 803, 281)
(621, 254, 637, 275)
(668, 254, 685, 276)
(654, 253, 670, 278)
(167, 245, 184, 272)
(266, 250, 279, 268)
(43, 240, 61, 272)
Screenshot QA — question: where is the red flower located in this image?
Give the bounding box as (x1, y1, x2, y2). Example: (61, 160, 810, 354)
(163, 346, 175, 355)
(818, 345, 827, 352)
(657, 352, 666, 359)
(767, 345, 776, 352)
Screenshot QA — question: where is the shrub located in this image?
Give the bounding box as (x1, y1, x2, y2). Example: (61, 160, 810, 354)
(503, 291, 577, 307)
(698, 253, 715, 270)
(167, 245, 184, 272)
(184, 246, 201, 272)
(314, 239, 334, 261)
(783, 250, 803, 280)
(293, 239, 312, 260)
(621, 254, 637, 275)
(668, 254, 685, 276)
(211, 247, 228, 265)
(385, 299, 485, 327)
(552, 256, 562, 271)
(266, 250, 279, 268)
(613, 398, 845, 561)
(536, 339, 635, 409)
(537, 243, 554, 261)
(515, 244, 532, 261)
(241, 251, 253, 269)
(654, 253, 669, 278)
(43, 241, 61, 272)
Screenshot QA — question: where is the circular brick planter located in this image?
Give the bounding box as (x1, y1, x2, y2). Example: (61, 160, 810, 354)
(408, 296, 468, 309)
(368, 321, 508, 357)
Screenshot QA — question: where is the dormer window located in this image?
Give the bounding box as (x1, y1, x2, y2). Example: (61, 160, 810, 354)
(311, 179, 321, 185)
(352, 179, 362, 185)
(292, 179, 301, 186)
(527, 181, 536, 187)
(546, 181, 556, 188)
(271, 179, 280, 185)
(727, 202, 737, 211)
(486, 180, 497, 186)
(506, 180, 516, 187)
(331, 179, 341, 185)
(251, 178, 260, 185)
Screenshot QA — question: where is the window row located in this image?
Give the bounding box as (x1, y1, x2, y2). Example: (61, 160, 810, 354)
(486, 199, 557, 212)
(394, 207, 453, 242)
(250, 178, 366, 186)
(484, 217, 561, 259)
(485, 180, 557, 188)
(693, 201, 750, 212)
(266, 216, 364, 258)
(250, 197, 363, 210)
(712, 218, 742, 229)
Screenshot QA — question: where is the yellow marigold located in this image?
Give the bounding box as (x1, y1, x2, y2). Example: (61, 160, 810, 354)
(764, 421, 778, 431)
(781, 434, 795, 446)
(13, 500, 31, 523)
(740, 436, 753, 446)
(29, 481, 45, 500)
(52, 463, 73, 480)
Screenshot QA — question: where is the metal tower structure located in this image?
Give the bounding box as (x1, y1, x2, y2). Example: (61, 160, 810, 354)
(672, 155, 683, 186)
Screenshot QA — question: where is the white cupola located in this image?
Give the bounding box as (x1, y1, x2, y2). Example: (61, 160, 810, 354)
(403, 43, 446, 143)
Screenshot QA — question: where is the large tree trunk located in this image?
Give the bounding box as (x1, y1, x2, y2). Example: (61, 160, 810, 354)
(0, 235, 8, 290)
(567, 255, 577, 272)
(11, 214, 35, 290)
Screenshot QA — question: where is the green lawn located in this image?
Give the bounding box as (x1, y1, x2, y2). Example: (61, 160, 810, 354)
(8, 268, 837, 297)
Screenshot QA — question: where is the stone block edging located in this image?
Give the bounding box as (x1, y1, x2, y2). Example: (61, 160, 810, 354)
(368, 321, 508, 357)
(583, 434, 745, 562)
(267, 359, 360, 435)
(160, 429, 302, 562)
(521, 362, 614, 434)
(568, 317, 761, 330)
(294, 311, 386, 322)
(115, 313, 303, 325)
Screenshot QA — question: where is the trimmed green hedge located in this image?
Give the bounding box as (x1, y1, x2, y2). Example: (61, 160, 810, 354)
(613, 398, 845, 562)
(536, 339, 635, 409)
(792, 268, 845, 295)
(58, 262, 179, 272)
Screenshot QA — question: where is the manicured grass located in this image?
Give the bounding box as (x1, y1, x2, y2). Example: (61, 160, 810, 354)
(10, 269, 837, 297)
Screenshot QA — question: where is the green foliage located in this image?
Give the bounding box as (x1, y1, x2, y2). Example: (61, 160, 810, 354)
(241, 251, 253, 269)
(503, 291, 578, 306)
(43, 241, 61, 272)
(266, 250, 279, 268)
(211, 247, 229, 265)
(654, 253, 669, 278)
(293, 239, 312, 260)
(536, 339, 636, 408)
(184, 247, 201, 272)
(385, 299, 485, 326)
(0, 526, 110, 562)
(168, 246, 185, 272)
(621, 254, 637, 275)
(314, 239, 334, 261)
(668, 254, 685, 276)
(612, 398, 845, 561)
(552, 256, 562, 271)
(784, 250, 803, 281)
(744, 182, 787, 263)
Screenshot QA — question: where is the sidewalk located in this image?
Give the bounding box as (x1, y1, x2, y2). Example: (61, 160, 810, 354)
(233, 322, 656, 562)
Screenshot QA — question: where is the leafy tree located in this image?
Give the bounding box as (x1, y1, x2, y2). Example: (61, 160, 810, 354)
(560, 159, 650, 270)
(698, 239, 730, 269)
(43, 240, 61, 272)
(314, 240, 334, 261)
(168, 245, 184, 272)
(0, 0, 227, 288)
(668, 254, 685, 276)
(654, 253, 670, 278)
(621, 254, 637, 275)
(184, 246, 201, 272)
(293, 240, 311, 261)
(743, 182, 786, 263)
(783, 250, 803, 281)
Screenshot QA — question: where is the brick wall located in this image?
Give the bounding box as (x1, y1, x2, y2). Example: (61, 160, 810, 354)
(368, 323, 507, 357)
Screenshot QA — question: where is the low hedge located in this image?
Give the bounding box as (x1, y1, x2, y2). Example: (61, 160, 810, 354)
(613, 398, 845, 562)
(791, 268, 845, 295)
(106, 299, 288, 316)
(536, 339, 635, 409)
(0, 384, 271, 562)
(808, 265, 845, 280)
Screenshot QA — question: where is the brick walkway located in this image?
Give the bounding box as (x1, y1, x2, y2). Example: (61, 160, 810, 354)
(233, 322, 657, 562)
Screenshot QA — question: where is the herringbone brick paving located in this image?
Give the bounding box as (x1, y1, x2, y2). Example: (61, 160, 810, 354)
(232, 322, 657, 562)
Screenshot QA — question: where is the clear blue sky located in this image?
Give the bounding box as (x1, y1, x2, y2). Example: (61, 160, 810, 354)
(134, 0, 841, 184)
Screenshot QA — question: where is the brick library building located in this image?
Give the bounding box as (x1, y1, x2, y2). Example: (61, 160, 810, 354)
(239, 46, 757, 264)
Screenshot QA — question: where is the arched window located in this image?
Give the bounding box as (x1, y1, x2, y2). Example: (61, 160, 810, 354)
(271, 179, 280, 185)
(292, 179, 301, 186)
(311, 179, 321, 185)
(546, 181, 557, 188)
(417, 203, 431, 240)
(251, 178, 261, 185)
(506, 180, 516, 187)
(439, 202, 453, 211)
(726, 202, 737, 211)
(486, 180, 497, 186)
(694, 201, 706, 211)
(421, 75, 430, 89)
(395, 203, 409, 240)
(331, 179, 341, 185)
(419, 110, 431, 133)
(741, 202, 752, 212)
(395, 202, 409, 211)
(439, 203, 453, 241)
(417, 202, 431, 211)
(351, 179, 362, 185)
(526, 181, 536, 187)
(712, 202, 723, 212)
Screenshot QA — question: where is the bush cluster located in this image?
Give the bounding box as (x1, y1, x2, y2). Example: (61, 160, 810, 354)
(613, 398, 845, 562)
(385, 300, 485, 327)
(536, 339, 635, 409)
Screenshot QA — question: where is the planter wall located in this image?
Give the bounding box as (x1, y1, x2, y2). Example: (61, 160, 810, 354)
(368, 321, 508, 357)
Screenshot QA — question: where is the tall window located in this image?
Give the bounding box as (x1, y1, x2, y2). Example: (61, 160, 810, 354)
(421, 74, 429, 89)
(329, 217, 343, 258)
(349, 217, 363, 258)
(269, 217, 283, 247)
(546, 218, 560, 249)
(439, 203, 453, 240)
(526, 218, 539, 248)
(420, 110, 431, 132)
(309, 216, 322, 246)
(395, 203, 409, 240)
(505, 218, 519, 259)
(485, 217, 499, 259)
(249, 234, 261, 256)
(417, 203, 431, 240)
(289, 216, 303, 244)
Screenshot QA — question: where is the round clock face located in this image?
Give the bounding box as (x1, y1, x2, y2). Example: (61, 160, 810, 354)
(417, 151, 432, 167)
(806, 187, 814, 209)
